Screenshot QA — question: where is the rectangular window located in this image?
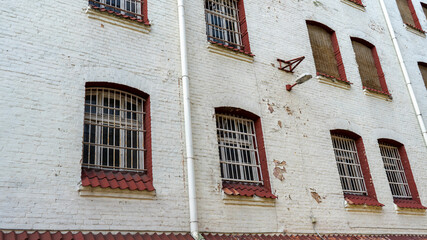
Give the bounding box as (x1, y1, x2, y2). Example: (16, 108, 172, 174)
(351, 38, 389, 94)
(205, 0, 251, 53)
(379, 143, 411, 198)
(216, 114, 262, 183)
(422, 3, 427, 19)
(419, 62, 427, 88)
(331, 134, 367, 195)
(396, 0, 423, 31)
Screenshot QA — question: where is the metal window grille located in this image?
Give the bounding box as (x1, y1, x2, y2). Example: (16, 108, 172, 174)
(205, 0, 243, 49)
(83, 88, 145, 172)
(379, 144, 412, 198)
(331, 134, 367, 195)
(89, 0, 143, 19)
(216, 114, 263, 184)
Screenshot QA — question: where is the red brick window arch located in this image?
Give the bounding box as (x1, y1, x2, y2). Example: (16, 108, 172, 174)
(350, 37, 390, 96)
(81, 82, 154, 192)
(306, 21, 348, 84)
(215, 107, 275, 199)
(330, 130, 383, 206)
(378, 139, 426, 209)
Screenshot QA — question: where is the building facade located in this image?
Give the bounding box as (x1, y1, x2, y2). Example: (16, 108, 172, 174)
(1, 0, 427, 239)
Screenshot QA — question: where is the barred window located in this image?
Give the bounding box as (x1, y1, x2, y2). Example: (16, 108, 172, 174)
(216, 114, 262, 183)
(379, 143, 411, 198)
(205, 0, 242, 49)
(83, 87, 145, 172)
(331, 134, 367, 195)
(89, 0, 143, 20)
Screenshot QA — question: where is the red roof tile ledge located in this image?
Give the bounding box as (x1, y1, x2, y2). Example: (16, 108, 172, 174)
(80, 168, 155, 199)
(344, 194, 384, 212)
(2, 232, 427, 240)
(394, 198, 427, 213)
(222, 181, 277, 205)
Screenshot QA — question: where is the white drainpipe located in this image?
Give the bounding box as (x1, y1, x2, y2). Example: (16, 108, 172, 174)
(378, 0, 427, 146)
(177, 0, 199, 239)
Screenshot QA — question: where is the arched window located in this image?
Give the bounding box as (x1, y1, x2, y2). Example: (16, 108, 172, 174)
(396, 0, 423, 32)
(330, 130, 382, 206)
(378, 139, 426, 209)
(81, 82, 153, 192)
(306, 21, 348, 83)
(215, 107, 275, 199)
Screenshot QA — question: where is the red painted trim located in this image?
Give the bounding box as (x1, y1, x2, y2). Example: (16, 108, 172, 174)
(331, 32, 348, 82)
(371, 47, 389, 93)
(238, 0, 251, 53)
(347, 0, 364, 7)
(378, 139, 425, 209)
(84, 82, 153, 186)
(407, 0, 422, 30)
(331, 130, 382, 206)
(215, 107, 273, 197)
(89, 5, 150, 26)
(142, 0, 149, 25)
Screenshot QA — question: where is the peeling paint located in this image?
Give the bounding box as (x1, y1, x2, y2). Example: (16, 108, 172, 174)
(278, 120, 282, 128)
(284, 106, 293, 115)
(268, 104, 274, 113)
(273, 160, 287, 181)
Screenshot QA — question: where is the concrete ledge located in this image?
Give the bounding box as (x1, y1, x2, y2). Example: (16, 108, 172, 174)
(317, 75, 351, 90)
(344, 201, 383, 213)
(207, 44, 254, 63)
(222, 192, 276, 207)
(78, 185, 156, 200)
(395, 205, 426, 215)
(340, 0, 365, 11)
(363, 89, 392, 101)
(405, 25, 426, 38)
(85, 7, 150, 34)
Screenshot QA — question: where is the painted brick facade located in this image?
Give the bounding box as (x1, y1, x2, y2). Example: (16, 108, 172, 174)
(0, 0, 426, 237)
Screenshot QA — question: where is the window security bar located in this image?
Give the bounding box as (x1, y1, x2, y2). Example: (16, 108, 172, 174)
(379, 144, 412, 198)
(331, 134, 367, 195)
(89, 0, 143, 20)
(83, 88, 145, 172)
(216, 114, 263, 184)
(205, 0, 243, 49)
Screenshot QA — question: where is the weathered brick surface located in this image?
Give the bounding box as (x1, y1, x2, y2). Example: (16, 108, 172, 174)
(0, 0, 426, 236)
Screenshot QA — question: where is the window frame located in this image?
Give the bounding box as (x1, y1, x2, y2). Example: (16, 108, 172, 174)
(396, 0, 424, 33)
(88, 0, 150, 25)
(330, 130, 382, 206)
(306, 21, 349, 84)
(205, 0, 252, 55)
(82, 82, 153, 185)
(378, 139, 426, 209)
(418, 62, 427, 89)
(350, 37, 390, 96)
(215, 107, 274, 198)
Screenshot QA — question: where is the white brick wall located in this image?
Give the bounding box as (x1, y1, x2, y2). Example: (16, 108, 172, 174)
(0, 0, 426, 236)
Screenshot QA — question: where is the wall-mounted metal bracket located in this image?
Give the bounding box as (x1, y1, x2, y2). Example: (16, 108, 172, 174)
(277, 56, 305, 73)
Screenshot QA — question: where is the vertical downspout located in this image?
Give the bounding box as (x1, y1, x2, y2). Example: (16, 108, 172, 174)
(177, 0, 199, 239)
(378, 0, 427, 146)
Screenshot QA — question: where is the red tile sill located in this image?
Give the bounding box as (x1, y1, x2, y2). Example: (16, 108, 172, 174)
(222, 181, 276, 199)
(344, 194, 384, 207)
(208, 40, 254, 57)
(81, 167, 154, 192)
(317, 72, 352, 85)
(89, 5, 150, 26)
(394, 198, 427, 210)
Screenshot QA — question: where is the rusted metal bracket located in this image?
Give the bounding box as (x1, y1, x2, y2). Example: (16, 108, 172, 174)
(277, 56, 305, 73)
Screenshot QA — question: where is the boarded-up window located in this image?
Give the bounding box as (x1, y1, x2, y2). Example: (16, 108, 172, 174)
(422, 3, 427, 20)
(307, 23, 340, 78)
(419, 62, 427, 88)
(396, 0, 422, 29)
(352, 39, 387, 92)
